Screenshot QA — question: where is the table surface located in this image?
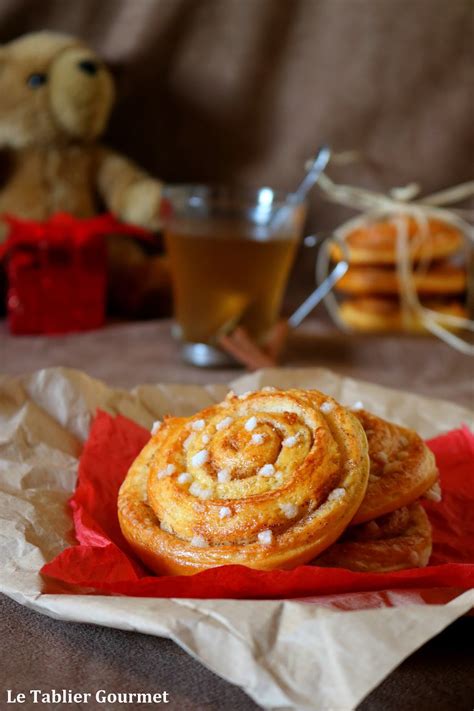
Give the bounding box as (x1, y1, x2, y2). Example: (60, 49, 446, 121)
(1, 318, 473, 711)
(2, 319, 473, 405)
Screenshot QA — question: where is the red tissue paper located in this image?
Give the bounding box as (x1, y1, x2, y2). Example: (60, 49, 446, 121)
(0, 212, 151, 335)
(41, 411, 474, 604)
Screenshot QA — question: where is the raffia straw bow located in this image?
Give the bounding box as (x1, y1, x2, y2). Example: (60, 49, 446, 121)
(316, 170, 474, 355)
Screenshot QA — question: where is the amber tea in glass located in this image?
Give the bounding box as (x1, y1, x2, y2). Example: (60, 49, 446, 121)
(163, 186, 307, 366)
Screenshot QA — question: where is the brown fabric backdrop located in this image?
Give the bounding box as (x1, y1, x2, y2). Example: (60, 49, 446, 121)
(0, 0, 472, 296)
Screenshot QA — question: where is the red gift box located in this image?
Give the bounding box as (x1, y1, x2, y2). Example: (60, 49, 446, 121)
(1, 213, 152, 335)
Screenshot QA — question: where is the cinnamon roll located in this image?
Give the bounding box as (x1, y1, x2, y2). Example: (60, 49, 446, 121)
(350, 409, 438, 525)
(316, 503, 432, 572)
(118, 388, 370, 574)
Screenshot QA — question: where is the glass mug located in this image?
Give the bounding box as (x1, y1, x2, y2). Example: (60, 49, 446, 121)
(162, 185, 307, 366)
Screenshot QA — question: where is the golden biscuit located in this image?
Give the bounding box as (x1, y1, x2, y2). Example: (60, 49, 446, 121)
(336, 263, 466, 296)
(338, 297, 467, 333)
(329, 217, 463, 265)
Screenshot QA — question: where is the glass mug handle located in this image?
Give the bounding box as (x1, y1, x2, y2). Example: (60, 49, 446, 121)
(286, 234, 349, 328)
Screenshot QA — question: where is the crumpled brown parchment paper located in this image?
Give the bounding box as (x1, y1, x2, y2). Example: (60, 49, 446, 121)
(0, 366, 472, 711)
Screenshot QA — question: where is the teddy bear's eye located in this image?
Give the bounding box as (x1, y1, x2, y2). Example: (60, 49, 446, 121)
(27, 73, 47, 89)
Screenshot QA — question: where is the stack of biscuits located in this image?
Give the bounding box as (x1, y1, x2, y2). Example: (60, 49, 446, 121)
(329, 216, 468, 333)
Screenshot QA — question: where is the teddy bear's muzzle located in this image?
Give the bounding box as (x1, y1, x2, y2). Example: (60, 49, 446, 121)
(49, 46, 116, 140)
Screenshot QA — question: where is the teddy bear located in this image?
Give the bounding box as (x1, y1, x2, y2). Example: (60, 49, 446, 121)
(0, 31, 171, 317)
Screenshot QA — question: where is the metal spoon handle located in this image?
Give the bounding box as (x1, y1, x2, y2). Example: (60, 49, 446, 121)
(288, 260, 348, 328)
(270, 145, 331, 231)
(292, 145, 331, 203)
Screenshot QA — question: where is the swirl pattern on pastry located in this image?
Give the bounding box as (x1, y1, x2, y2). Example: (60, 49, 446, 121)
(118, 388, 370, 574)
(316, 503, 432, 572)
(351, 410, 438, 525)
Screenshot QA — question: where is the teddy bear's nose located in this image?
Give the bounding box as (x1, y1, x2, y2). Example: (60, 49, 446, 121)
(77, 59, 99, 76)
